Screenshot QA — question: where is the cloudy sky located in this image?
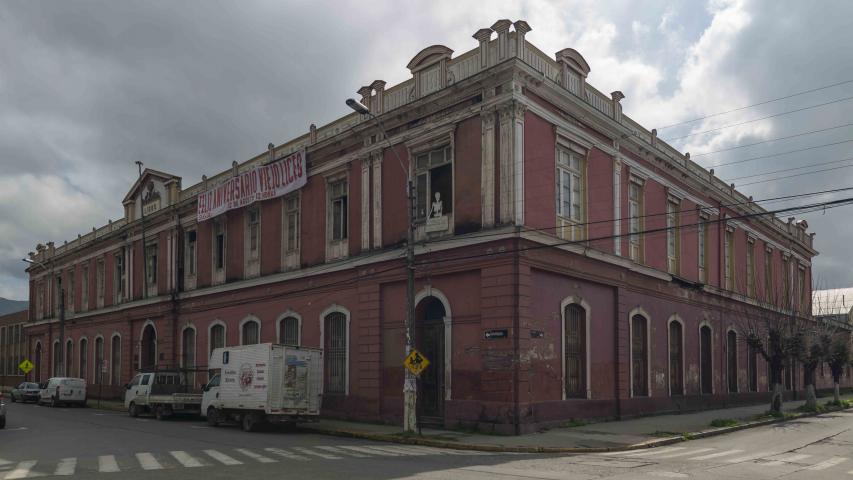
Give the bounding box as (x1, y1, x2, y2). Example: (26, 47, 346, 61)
(2, 0, 852, 300)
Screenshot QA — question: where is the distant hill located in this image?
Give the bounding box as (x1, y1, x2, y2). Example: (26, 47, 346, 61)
(0, 298, 28, 316)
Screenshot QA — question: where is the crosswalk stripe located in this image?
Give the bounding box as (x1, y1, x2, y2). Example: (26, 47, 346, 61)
(98, 455, 120, 473)
(658, 448, 714, 459)
(370, 445, 429, 456)
(724, 451, 775, 463)
(263, 448, 309, 461)
(336, 445, 397, 457)
(316, 446, 368, 458)
(291, 447, 341, 460)
(55, 458, 76, 476)
(6, 461, 37, 480)
(689, 449, 744, 460)
(170, 451, 205, 468)
(624, 447, 686, 457)
(763, 453, 811, 466)
(807, 456, 847, 470)
(235, 449, 277, 464)
(204, 450, 242, 466)
(135, 453, 163, 470)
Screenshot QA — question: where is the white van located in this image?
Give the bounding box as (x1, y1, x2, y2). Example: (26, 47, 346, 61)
(38, 377, 87, 407)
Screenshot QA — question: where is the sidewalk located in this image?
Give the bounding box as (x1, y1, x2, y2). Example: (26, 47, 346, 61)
(299, 394, 853, 453)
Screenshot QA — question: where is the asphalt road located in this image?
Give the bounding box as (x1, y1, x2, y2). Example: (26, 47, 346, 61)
(2, 400, 853, 479)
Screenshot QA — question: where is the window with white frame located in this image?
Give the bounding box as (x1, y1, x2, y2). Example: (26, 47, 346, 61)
(145, 244, 157, 294)
(628, 180, 644, 262)
(329, 179, 348, 241)
(209, 323, 225, 362)
(746, 238, 756, 297)
(698, 215, 708, 283)
(279, 316, 299, 346)
(724, 228, 734, 290)
(212, 219, 226, 285)
(81, 266, 89, 312)
(96, 259, 105, 308)
(283, 194, 300, 254)
(184, 229, 197, 279)
(241, 319, 260, 345)
(556, 146, 584, 241)
(414, 145, 453, 222)
(666, 199, 679, 274)
(114, 250, 126, 303)
(245, 207, 260, 278)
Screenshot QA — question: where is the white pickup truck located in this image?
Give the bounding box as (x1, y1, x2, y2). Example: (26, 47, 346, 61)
(202, 343, 322, 432)
(124, 370, 203, 420)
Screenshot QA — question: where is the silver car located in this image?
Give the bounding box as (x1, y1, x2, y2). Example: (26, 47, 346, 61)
(1, 392, 7, 429)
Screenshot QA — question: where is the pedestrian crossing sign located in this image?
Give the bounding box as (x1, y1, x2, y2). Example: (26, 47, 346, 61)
(403, 349, 430, 376)
(19, 359, 34, 374)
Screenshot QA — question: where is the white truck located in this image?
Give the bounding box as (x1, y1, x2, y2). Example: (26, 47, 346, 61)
(202, 343, 322, 432)
(124, 370, 203, 420)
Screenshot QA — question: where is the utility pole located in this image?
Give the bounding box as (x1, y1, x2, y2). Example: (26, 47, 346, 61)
(346, 98, 418, 432)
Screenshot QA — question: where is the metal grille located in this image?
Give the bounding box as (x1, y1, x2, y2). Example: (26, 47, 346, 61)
(242, 321, 259, 345)
(182, 328, 196, 386)
(700, 326, 713, 394)
(727, 331, 738, 393)
(79, 339, 88, 381)
(111, 336, 121, 385)
(209, 325, 225, 359)
(631, 315, 648, 396)
(564, 304, 586, 398)
(280, 317, 299, 346)
(669, 322, 683, 395)
(94, 338, 104, 384)
(324, 312, 347, 394)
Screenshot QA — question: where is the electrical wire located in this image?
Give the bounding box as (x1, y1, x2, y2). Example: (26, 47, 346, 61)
(691, 122, 853, 157)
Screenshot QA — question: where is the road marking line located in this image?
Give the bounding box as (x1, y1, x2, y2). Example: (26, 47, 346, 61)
(263, 448, 309, 461)
(204, 450, 242, 466)
(98, 455, 120, 473)
(135, 453, 163, 470)
(291, 447, 341, 460)
(235, 449, 276, 463)
(6, 460, 37, 479)
(658, 448, 714, 459)
(316, 446, 368, 458)
(170, 451, 204, 468)
(807, 456, 847, 470)
(55, 457, 77, 476)
(371, 445, 430, 456)
(624, 447, 686, 457)
(336, 445, 395, 457)
(763, 453, 811, 466)
(689, 449, 744, 460)
(724, 451, 775, 463)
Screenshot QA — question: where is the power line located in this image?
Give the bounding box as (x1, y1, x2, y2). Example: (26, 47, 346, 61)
(691, 122, 853, 157)
(656, 79, 853, 130)
(725, 156, 853, 182)
(738, 164, 853, 187)
(663, 95, 853, 142)
(708, 139, 853, 169)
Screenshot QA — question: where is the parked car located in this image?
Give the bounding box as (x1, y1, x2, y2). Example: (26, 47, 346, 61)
(38, 377, 87, 407)
(10, 382, 41, 403)
(124, 370, 202, 420)
(0, 392, 6, 428)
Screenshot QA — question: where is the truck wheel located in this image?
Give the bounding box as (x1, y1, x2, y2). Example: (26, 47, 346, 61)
(241, 413, 259, 432)
(206, 407, 220, 427)
(155, 405, 172, 421)
(128, 402, 139, 417)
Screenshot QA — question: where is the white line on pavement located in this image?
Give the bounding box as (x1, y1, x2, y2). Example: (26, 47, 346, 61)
(98, 455, 120, 473)
(763, 453, 812, 466)
(6, 460, 37, 480)
(204, 450, 243, 466)
(806, 456, 847, 470)
(55, 457, 77, 476)
(688, 449, 744, 460)
(316, 446, 368, 458)
(235, 448, 277, 463)
(291, 447, 341, 460)
(136, 452, 163, 470)
(369, 445, 429, 456)
(657, 448, 714, 459)
(624, 447, 686, 457)
(336, 445, 397, 457)
(723, 451, 775, 463)
(263, 448, 309, 461)
(170, 451, 204, 468)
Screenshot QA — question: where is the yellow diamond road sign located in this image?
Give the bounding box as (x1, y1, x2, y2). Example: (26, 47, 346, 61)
(19, 359, 34, 374)
(404, 349, 430, 376)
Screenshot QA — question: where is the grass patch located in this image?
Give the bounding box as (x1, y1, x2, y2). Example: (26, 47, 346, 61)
(709, 418, 739, 428)
(825, 399, 852, 408)
(796, 403, 828, 414)
(561, 419, 588, 428)
(649, 431, 683, 438)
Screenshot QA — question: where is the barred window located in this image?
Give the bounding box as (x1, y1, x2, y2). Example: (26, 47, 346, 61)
(111, 336, 121, 386)
(79, 338, 88, 381)
(669, 321, 683, 396)
(209, 324, 225, 361)
(94, 337, 104, 384)
(564, 304, 586, 398)
(631, 315, 648, 396)
(324, 312, 348, 395)
(727, 330, 738, 393)
(182, 328, 196, 386)
(241, 320, 260, 345)
(280, 316, 300, 347)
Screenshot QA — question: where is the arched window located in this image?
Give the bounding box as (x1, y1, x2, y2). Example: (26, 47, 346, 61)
(279, 316, 300, 346)
(94, 337, 104, 384)
(209, 323, 225, 361)
(323, 309, 349, 395)
(727, 330, 738, 393)
(700, 325, 713, 394)
(564, 304, 587, 398)
(668, 320, 684, 396)
(79, 338, 88, 381)
(52, 340, 60, 377)
(110, 335, 122, 385)
(241, 319, 260, 345)
(182, 327, 196, 386)
(65, 339, 73, 377)
(631, 314, 649, 397)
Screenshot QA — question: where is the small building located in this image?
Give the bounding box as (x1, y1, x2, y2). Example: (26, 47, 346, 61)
(0, 309, 28, 388)
(24, 20, 842, 433)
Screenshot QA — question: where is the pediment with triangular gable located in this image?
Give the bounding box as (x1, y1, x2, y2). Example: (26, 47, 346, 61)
(122, 168, 182, 221)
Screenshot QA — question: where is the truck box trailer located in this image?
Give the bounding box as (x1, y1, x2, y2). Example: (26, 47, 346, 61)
(202, 343, 322, 432)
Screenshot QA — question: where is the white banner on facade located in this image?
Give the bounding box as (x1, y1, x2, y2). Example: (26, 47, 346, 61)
(197, 150, 307, 221)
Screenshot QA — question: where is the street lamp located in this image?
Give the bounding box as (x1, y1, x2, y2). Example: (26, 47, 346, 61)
(23, 257, 64, 378)
(346, 98, 418, 432)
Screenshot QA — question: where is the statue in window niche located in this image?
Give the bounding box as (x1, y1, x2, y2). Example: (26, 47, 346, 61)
(431, 192, 443, 218)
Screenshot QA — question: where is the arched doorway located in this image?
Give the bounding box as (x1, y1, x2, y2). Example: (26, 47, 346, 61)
(34, 342, 42, 382)
(141, 324, 157, 369)
(415, 296, 446, 424)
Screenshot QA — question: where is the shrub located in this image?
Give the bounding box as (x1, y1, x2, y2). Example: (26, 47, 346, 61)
(709, 418, 739, 428)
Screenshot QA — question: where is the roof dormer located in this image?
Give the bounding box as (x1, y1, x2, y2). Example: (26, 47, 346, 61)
(122, 169, 182, 221)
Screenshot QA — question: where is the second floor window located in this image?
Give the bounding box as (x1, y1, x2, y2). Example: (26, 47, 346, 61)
(556, 147, 584, 240)
(96, 259, 105, 306)
(628, 181, 643, 262)
(213, 221, 226, 273)
(114, 251, 125, 303)
(185, 230, 197, 276)
(666, 199, 679, 274)
(329, 179, 348, 241)
(283, 195, 300, 253)
(81, 266, 89, 311)
(415, 146, 453, 222)
(145, 244, 157, 290)
(246, 208, 260, 260)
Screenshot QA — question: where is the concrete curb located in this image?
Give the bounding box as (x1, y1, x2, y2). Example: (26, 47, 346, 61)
(299, 405, 853, 454)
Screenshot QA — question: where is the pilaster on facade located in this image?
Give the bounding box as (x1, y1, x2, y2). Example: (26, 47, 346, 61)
(498, 100, 526, 226)
(480, 107, 497, 228)
(361, 157, 371, 251)
(371, 151, 383, 249)
(613, 157, 622, 256)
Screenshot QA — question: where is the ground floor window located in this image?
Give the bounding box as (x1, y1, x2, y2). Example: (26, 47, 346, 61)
(631, 315, 649, 397)
(324, 311, 348, 395)
(669, 320, 683, 395)
(564, 304, 586, 398)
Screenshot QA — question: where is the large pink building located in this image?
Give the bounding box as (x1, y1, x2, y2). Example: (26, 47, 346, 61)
(24, 20, 841, 433)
